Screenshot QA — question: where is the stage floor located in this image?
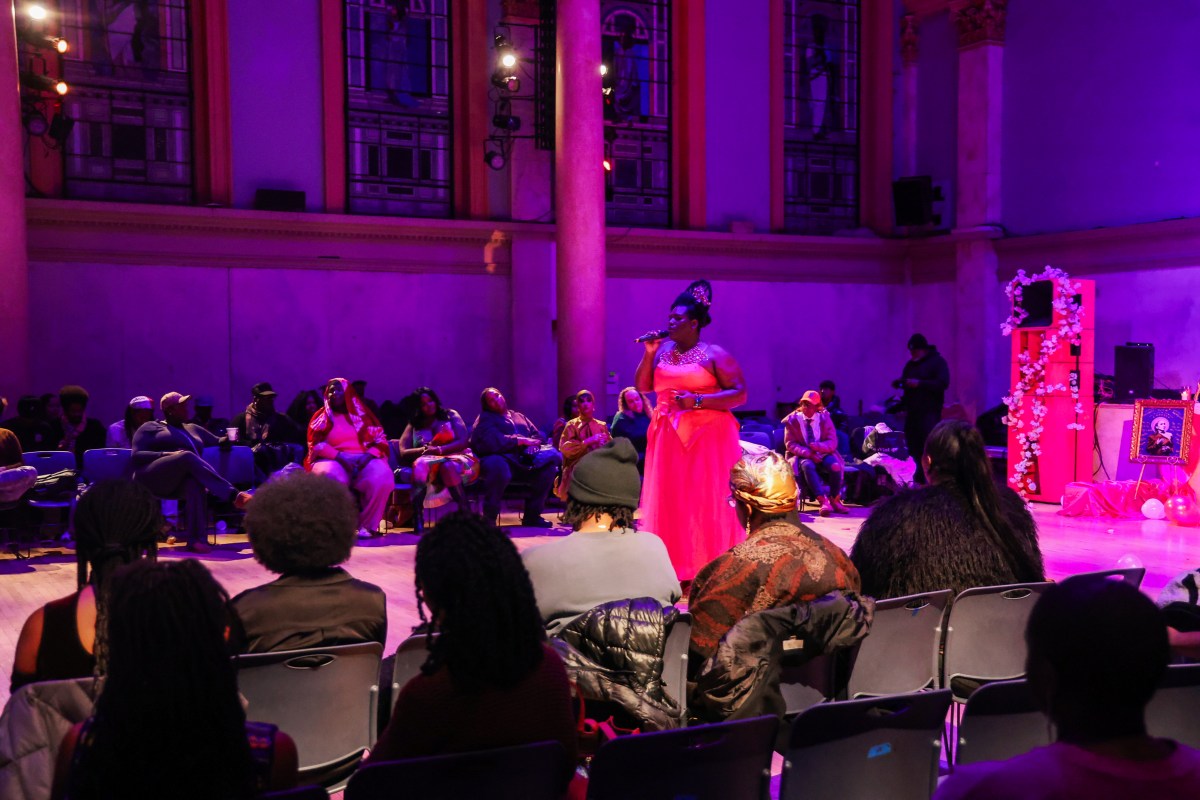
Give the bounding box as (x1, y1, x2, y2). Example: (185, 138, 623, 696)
(1, 502, 1196, 709)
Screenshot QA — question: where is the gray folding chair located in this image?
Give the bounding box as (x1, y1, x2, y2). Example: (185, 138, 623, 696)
(235, 642, 382, 791)
(661, 610, 691, 720)
(848, 590, 952, 698)
(779, 690, 952, 800)
(587, 715, 777, 800)
(346, 741, 569, 800)
(1147, 663, 1200, 748)
(1069, 566, 1146, 588)
(955, 679, 1050, 766)
(391, 633, 435, 714)
(740, 430, 772, 450)
(201, 445, 257, 487)
(81, 447, 133, 484)
(21, 450, 79, 542)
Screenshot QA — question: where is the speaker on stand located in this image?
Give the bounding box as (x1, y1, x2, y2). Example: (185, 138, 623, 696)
(1113, 343, 1154, 403)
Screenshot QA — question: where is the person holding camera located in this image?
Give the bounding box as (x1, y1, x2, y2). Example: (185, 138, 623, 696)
(468, 387, 561, 528)
(891, 333, 950, 484)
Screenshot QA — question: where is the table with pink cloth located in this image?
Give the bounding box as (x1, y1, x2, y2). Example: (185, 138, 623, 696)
(1061, 476, 1195, 518)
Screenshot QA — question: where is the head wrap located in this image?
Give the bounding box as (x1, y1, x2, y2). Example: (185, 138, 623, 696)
(729, 451, 797, 516)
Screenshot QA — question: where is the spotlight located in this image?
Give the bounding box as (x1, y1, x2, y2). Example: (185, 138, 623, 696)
(483, 145, 506, 171)
(494, 35, 518, 67)
(19, 71, 67, 95)
(26, 4, 48, 21)
(491, 72, 520, 93)
(501, 52, 517, 69)
(18, 28, 69, 52)
(48, 112, 74, 145)
(492, 113, 521, 132)
(22, 106, 48, 136)
(600, 64, 608, 76)
(603, 158, 612, 172)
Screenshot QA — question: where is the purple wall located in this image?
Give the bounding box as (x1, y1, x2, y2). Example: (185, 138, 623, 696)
(913, 12, 957, 229)
(1003, 0, 1200, 235)
(228, 0, 325, 210)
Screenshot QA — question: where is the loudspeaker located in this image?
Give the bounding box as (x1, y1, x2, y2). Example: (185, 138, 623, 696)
(253, 189, 306, 212)
(1017, 280, 1054, 328)
(893, 176, 932, 226)
(1114, 344, 1154, 403)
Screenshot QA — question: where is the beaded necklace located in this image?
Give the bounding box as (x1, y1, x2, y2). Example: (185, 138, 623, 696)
(661, 342, 709, 367)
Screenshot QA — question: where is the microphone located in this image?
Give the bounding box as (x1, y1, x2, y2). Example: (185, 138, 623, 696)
(634, 329, 670, 343)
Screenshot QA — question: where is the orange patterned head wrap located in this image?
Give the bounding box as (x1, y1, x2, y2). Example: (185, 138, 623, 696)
(729, 451, 798, 516)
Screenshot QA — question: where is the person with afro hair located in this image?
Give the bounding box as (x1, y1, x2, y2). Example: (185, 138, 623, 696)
(230, 471, 386, 653)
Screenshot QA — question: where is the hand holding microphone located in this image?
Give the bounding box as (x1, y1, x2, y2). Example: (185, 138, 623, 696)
(634, 329, 669, 343)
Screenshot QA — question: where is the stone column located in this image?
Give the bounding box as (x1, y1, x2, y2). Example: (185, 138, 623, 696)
(952, 0, 1006, 419)
(899, 14, 919, 176)
(554, 0, 606, 414)
(0, 5, 30, 405)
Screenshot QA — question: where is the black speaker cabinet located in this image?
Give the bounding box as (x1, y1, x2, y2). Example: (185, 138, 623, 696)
(1114, 344, 1154, 402)
(254, 189, 307, 212)
(893, 176, 933, 226)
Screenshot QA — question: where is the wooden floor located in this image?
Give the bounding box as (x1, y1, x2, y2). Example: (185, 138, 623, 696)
(1, 501, 1196, 710)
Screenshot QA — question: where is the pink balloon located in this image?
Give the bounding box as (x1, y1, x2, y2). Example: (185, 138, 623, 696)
(1165, 495, 1200, 527)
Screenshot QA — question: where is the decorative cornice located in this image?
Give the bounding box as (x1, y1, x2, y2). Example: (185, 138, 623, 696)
(903, 0, 950, 18)
(952, 0, 1007, 49)
(900, 14, 920, 66)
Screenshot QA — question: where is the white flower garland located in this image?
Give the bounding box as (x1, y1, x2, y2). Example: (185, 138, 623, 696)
(1000, 266, 1086, 498)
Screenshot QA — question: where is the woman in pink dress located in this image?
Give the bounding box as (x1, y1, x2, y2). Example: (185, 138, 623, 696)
(635, 280, 748, 581)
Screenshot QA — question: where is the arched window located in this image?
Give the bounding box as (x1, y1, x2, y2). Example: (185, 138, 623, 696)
(602, 0, 670, 228)
(782, 0, 859, 234)
(344, 0, 452, 217)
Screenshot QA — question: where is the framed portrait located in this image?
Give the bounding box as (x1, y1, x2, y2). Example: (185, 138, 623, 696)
(1130, 399, 1193, 465)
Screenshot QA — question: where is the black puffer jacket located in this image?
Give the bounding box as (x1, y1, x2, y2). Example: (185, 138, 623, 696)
(551, 597, 683, 731)
(690, 591, 873, 723)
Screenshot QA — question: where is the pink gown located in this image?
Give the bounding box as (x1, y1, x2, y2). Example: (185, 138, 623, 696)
(641, 354, 745, 581)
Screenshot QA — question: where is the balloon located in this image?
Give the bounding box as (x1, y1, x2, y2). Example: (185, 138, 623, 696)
(1115, 553, 1144, 570)
(1141, 498, 1167, 520)
(1165, 495, 1200, 527)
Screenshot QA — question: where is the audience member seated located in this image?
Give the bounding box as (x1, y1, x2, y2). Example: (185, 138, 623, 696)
(234, 381, 305, 477)
(52, 386, 106, 469)
(0, 395, 54, 453)
(523, 438, 680, 635)
(818, 379, 850, 433)
(783, 390, 849, 516)
(851, 419, 1044, 599)
(935, 575, 1200, 799)
(351, 379, 382, 420)
(554, 389, 612, 501)
(469, 387, 561, 528)
(367, 512, 577, 792)
(104, 395, 153, 449)
(397, 387, 479, 533)
(231, 472, 386, 653)
(551, 394, 580, 450)
(40, 392, 63, 430)
(306, 378, 393, 539)
(688, 451, 860, 664)
(132, 392, 237, 554)
(11, 480, 160, 691)
(286, 388, 322, 430)
(51, 559, 298, 800)
(610, 386, 651, 470)
(189, 394, 230, 438)
(0, 429, 38, 505)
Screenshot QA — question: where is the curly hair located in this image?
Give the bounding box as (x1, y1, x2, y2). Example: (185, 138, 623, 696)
(415, 511, 545, 692)
(671, 279, 713, 328)
(560, 498, 638, 532)
(71, 559, 256, 800)
(617, 387, 648, 417)
(59, 384, 90, 408)
(244, 471, 359, 574)
(409, 386, 451, 427)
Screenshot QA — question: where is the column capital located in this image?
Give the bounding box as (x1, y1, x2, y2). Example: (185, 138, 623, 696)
(900, 14, 920, 66)
(952, 0, 1007, 49)
(501, 0, 541, 22)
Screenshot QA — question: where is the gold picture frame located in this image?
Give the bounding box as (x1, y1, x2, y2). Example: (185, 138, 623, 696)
(1130, 399, 1193, 465)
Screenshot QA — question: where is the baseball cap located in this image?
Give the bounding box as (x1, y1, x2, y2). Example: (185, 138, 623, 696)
(160, 392, 191, 412)
(252, 382, 278, 398)
(907, 333, 930, 350)
(799, 390, 822, 406)
(128, 395, 153, 410)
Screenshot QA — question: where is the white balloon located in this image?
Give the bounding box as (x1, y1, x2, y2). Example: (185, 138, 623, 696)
(1141, 498, 1167, 520)
(1115, 553, 1144, 570)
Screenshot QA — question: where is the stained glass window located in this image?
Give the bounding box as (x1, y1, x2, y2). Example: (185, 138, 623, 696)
(345, 0, 452, 217)
(783, 0, 859, 234)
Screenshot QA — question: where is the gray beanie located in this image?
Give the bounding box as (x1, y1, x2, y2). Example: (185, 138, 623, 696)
(568, 438, 641, 509)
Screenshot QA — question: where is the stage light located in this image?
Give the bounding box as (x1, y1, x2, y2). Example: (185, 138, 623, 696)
(22, 107, 48, 136)
(18, 28, 69, 53)
(491, 72, 520, 93)
(26, 4, 48, 21)
(600, 64, 608, 76)
(20, 71, 67, 95)
(483, 145, 506, 171)
(492, 113, 521, 132)
(501, 52, 517, 69)
(54, 80, 68, 95)
(603, 159, 612, 172)
(48, 112, 74, 145)
(494, 35, 518, 68)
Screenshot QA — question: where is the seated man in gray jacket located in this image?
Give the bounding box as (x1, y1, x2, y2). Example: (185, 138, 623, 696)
(522, 438, 680, 635)
(132, 392, 237, 554)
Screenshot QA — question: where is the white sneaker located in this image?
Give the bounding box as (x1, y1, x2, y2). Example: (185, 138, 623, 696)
(356, 528, 373, 539)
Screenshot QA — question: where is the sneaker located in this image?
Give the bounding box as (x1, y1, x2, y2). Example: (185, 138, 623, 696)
(830, 497, 851, 514)
(185, 540, 212, 554)
(817, 496, 833, 517)
(356, 528, 374, 539)
(521, 516, 555, 529)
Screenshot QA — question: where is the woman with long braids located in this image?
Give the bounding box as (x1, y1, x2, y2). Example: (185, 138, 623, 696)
(52, 559, 297, 799)
(635, 280, 748, 582)
(11, 480, 161, 691)
(851, 419, 1045, 599)
(368, 512, 577, 786)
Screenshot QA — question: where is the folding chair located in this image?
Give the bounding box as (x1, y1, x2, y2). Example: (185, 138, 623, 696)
(779, 690, 952, 800)
(1147, 663, 1200, 748)
(586, 715, 777, 800)
(740, 430, 772, 450)
(202, 445, 256, 538)
(391, 633, 435, 714)
(955, 679, 1050, 766)
(847, 590, 952, 698)
(235, 642, 383, 791)
(21, 450, 79, 543)
(1069, 566, 1146, 588)
(81, 448, 133, 484)
(661, 611, 691, 720)
(345, 741, 569, 800)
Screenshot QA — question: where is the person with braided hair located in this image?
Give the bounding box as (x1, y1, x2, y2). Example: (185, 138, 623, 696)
(369, 511, 577, 788)
(10, 480, 162, 692)
(52, 559, 297, 799)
